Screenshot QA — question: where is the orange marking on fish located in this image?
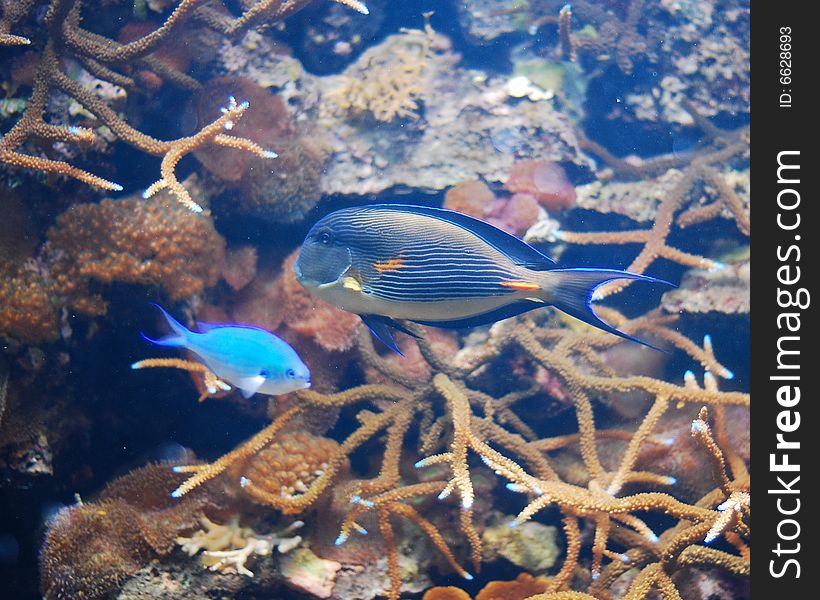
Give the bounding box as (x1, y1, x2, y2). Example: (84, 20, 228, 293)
(373, 257, 405, 273)
(500, 281, 541, 291)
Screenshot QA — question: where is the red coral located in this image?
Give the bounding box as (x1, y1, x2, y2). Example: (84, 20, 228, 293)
(222, 245, 258, 292)
(443, 180, 540, 236)
(475, 573, 550, 599)
(193, 77, 325, 223)
(364, 328, 460, 386)
(486, 193, 541, 237)
(504, 160, 576, 212)
(443, 180, 495, 218)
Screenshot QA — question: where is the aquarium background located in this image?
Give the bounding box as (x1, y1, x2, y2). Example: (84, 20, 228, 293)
(1, 1, 749, 599)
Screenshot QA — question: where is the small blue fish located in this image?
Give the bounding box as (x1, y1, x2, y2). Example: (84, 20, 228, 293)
(138, 305, 310, 397)
(294, 204, 670, 353)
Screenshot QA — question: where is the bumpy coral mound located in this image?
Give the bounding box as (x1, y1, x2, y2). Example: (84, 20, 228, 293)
(474, 572, 550, 599)
(44, 189, 225, 315)
(443, 180, 495, 218)
(39, 463, 224, 600)
(226, 430, 344, 513)
(0, 270, 60, 343)
(40, 500, 153, 600)
(193, 77, 325, 223)
(504, 159, 576, 212)
(422, 586, 472, 600)
(443, 180, 540, 237)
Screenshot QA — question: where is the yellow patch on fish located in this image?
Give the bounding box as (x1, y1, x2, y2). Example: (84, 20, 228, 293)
(500, 281, 541, 291)
(373, 257, 405, 273)
(342, 276, 362, 292)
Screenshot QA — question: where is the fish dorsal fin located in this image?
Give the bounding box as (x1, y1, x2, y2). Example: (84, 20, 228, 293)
(196, 321, 223, 333)
(238, 374, 266, 398)
(366, 204, 555, 269)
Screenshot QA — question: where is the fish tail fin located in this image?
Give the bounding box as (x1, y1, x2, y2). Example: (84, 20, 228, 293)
(141, 303, 189, 347)
(538, 268, 672, 351)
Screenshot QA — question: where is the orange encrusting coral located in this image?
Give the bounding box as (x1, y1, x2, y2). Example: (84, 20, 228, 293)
(0, 270, 61, 343)
(44, 189, 226, 315)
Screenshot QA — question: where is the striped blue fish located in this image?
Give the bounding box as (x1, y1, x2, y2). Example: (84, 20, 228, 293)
(293, 204, 668, 353)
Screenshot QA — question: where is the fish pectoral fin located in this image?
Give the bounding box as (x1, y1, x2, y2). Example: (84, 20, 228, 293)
(360, 315, 419, 355)
(238, 375, 266, 398)
(341, 276, 362, 292)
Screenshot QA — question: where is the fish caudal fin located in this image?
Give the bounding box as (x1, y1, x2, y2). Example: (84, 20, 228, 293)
(140, 303, 190, 347)
(541, 268, 672, 350)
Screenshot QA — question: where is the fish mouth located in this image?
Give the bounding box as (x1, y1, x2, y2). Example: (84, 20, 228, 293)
(294, 246, 352, 287)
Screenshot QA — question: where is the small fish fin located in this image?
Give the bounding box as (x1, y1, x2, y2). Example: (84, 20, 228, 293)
(412, 300, 543, 330)
(238, 375, 266, 398)
(543, 268, 672, 351)
(361, 314, 419, 355)
(152, 303, 192, 337)
(368, 204, 555, 269)
(141, 304, 191, 347)
(140, 331, 185, 347)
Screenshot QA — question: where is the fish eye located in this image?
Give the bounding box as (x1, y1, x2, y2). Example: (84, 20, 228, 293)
(317, 229, 333, 245)
(286, 368, 296, 379)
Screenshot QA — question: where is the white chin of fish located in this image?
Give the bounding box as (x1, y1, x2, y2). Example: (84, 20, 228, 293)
(237, 377, 310, 398)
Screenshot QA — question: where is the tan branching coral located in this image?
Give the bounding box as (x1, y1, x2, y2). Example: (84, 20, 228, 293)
(131, 358, 232, 402)
(558, 113, 749, 298)
(223, 0, 369, 34)
(0, 0, 341, 206)
(168, 311, 749, 599)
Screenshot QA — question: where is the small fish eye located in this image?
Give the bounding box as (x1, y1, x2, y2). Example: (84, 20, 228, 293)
(286, 368, 296, 379)
(318, 230, 332, 245)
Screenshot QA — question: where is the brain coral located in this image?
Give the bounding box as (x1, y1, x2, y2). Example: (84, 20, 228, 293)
(226, 430, 344, 514)
(43, 186, 226, 316)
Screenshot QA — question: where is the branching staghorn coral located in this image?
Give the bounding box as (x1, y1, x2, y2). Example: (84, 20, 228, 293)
(0, 0, 362, 208)
(132, 358, 232, 402)
(558, 107, 749, 298)
(167, 311, 749, 599)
